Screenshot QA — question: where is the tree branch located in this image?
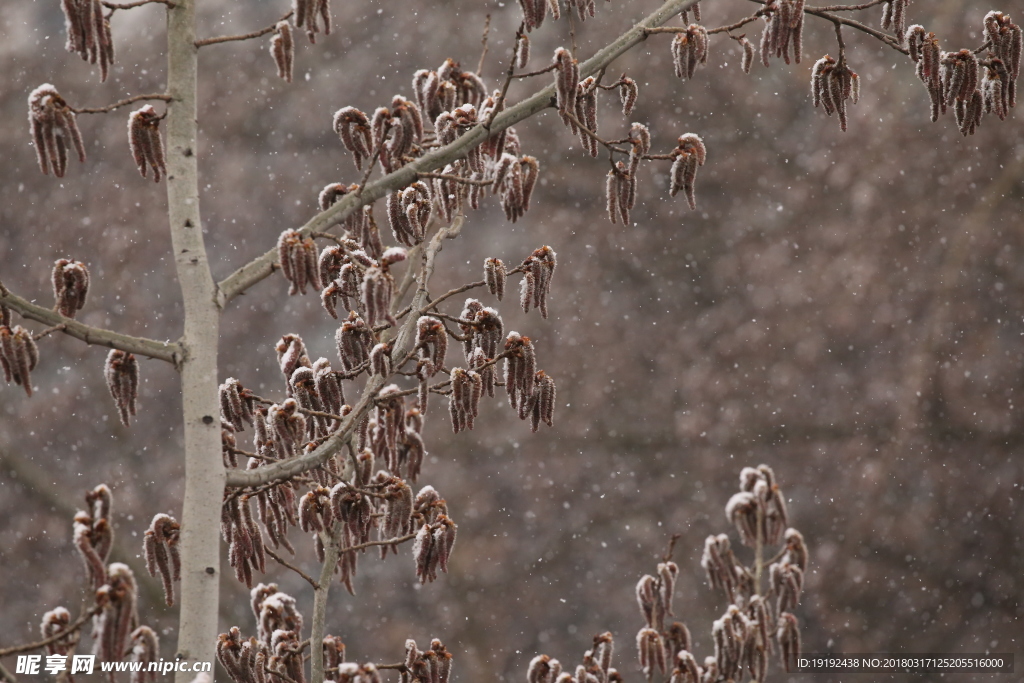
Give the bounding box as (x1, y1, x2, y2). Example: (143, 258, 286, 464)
(309, 524, 342, 683)
(73, 93, 173, 115)
(225, 216, 466, 488)
(214, 0, 702, 308)
(195, 12, 293, 47)
(266, 547, 320, 590)
(0, 284, 183, 364)
(0, 606, 101, 658)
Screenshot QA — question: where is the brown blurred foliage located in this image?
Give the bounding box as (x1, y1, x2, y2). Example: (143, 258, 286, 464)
(1, 0, 1022, 681)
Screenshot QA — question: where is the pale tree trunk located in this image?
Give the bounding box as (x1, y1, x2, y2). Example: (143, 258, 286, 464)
(165, 0, 225, 679)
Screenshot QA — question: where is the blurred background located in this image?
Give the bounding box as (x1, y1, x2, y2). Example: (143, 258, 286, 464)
(1, 0, 1022, 681)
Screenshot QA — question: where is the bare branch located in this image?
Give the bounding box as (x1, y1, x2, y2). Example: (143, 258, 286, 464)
(73, 93, 173, 115)
(102, 0, 175, 9)
(266, 547, 320, 590)
(0, 605, 101, 657)
(0, 284, 183, 364)
(196, 12, 293, 48)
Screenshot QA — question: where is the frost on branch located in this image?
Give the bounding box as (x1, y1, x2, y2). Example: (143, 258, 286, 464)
(128, 105, 167, 182)
(270, 21, 295, 83)
(143, 513, 181, 606)
(52, 258, 90, 318)
(0, 324, 40, 396)
(60, 0, 114, 81)
(28, 85, 86, 178)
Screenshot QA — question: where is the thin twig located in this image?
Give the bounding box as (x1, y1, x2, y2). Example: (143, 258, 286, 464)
(417, 172, 493, 187)
(661, 533, 682, 562)
(73, 93, 173, 115)
(484, 23, 527, 130)
(32, 324, 66, 341)
(511, 63, 559, 79)
(477, 14, 492, 75)
(0, 661, 17, 683)
(354, 130, 389, 197)
(266, 548, 320, 589)
(102, 0, 175, 9)
(808, 0, 887, 11)
(0, 605, 101, 657)
(339, 532, 416, 554)
(195, 11, 293, 47)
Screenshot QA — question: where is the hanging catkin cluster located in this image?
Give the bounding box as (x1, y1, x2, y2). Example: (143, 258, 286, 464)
(128, 105, 167, 182)
(553, 48, 580, 127)
(520, 246, 556, 318)
(333, 108, 373, 170)
(105, 349, 139, 426)
(337, 311, 373, 372)
(277, 230, 321, 295)
(906, 26, 943, 121)
(810, 55, 861, 131)
(270, 21, 295, 83)
(217, 627, 270, 683)
(28, 85, 86, 178)
(94, 563, 139, 667)
(387, 181, 433, 246)
(448, 367, 483, 433)
(984, 11, 1021, 109)
(606, 161, 636, 226)
(572, 77, 600, 156)
(528, 633, 618, 683)
(0, 324, 39, 396)
(223, 494, 267, 588)
(52, 258, 90, 318)
(941, 49, 982, 136)
(41, 607, 79, 661)
(880, 0, 909, 43)
(143, 513, 181, 606)
(59, 0, 114, 81)
(73, 484, 113, 590)
(414, 59, 488, 120)
(517, 0, 557, 32)
(619, 76, 639, 115)
(319, 242, 368, 318)
(220, 378, 258, 433)
(484, 258, 507, 300)
(404, 639, 454, 683)
(129, 626, 161, 683)
(759, 0, 805, 67)
(669, 133, 706, 210)
(412, 488, 458, 584)
(293, 0, 330, 43)
(671, 24, 709, 80)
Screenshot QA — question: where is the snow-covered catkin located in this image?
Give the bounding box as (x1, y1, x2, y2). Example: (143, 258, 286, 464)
(333, 107, 373, 170)
(503, 332, 536, 413)
(337, 311, 373, 372)
(554, 48, 580, 127)
(669, 133, 706, 210)
(777, 613, 801, 672)
(59, 0, 114, 81)
(294, 0, 331, 43)
(94, 563, 138, 667)
(104, 349, 139, 426)
(739, 36, 755, 74)
(0, 325, 40, 397)
(28, 84, 86, 178)
(484, 257, 507, 300)
(51, 258, 90, 318)
(416, 317, 448, 374)
(619, 76, 639, 115)
(811, 55, 860, 131)
(516, 33, 531, 69)
(143, 513, 181, 606)
(529, 370, 555, 431)
(270, 21, 295, 83)
(128, 105, 167, 182)
(671, 24, 709, 81)
(277, 230, 321, 295)
(41, 607, 79, 659)
(129, 626, 160, 683)
(880, 0, 908, 43)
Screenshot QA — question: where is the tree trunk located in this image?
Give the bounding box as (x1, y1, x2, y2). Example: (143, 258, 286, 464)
(165, 0, 225, 679)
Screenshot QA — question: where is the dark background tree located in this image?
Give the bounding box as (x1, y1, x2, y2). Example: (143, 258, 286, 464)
(0, 0, 1022, 681)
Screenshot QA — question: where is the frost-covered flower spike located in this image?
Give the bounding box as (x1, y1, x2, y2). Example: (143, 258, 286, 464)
(1, 324, 40, 396)
(128, 105, 167, 182)
(59, 0, 114, 81)
(671, 24, 709, 81)
(28, 85, 86, 178)
(270, 21, 295, 83)
(277, 230, 321, 296)
(104, 349, 139, 426)
(143, 513, 181, 606)
(669, 133, 707, 210)
(52, 259, 90, 319)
